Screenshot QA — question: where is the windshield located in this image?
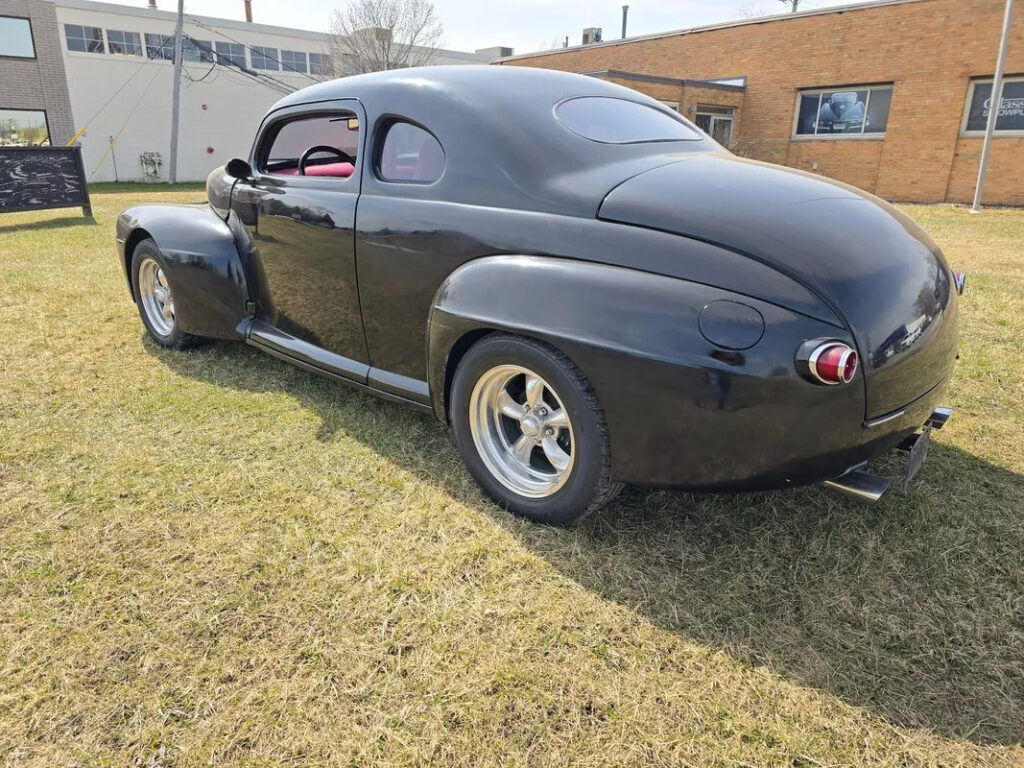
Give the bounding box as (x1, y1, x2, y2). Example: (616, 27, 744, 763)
(556, 97, 702, 144)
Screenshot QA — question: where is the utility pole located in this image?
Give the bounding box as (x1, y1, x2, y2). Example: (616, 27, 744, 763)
(971, 0, 1015, 213)
(168, 0, 184, 184)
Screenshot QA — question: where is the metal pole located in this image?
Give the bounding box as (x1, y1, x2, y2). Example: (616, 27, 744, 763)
(109, 135, 119, 182)
(971, 0, 1015, 213)
(621, 5, 629, 39)
(168, 0, 184, 184)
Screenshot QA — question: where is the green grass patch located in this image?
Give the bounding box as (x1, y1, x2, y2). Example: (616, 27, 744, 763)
(1, 194, 1022, 766)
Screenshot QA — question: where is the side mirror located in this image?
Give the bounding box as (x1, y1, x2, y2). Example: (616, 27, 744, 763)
(225, 158, 253, 179)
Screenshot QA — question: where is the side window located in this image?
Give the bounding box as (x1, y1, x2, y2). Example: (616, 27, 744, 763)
(377, 121, 444, 183)
(259, 113, 360, 179)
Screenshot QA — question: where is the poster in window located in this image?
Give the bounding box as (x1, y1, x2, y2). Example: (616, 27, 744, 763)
(965, 80, 1024, 132)
(816, 91, 868, 133)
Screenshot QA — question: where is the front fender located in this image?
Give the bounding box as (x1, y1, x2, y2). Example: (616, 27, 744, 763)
(116, 204, 251, 340)
(429, 255, 869, 488)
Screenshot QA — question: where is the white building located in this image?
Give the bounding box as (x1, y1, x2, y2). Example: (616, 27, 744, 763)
(53, 0, 498, 181)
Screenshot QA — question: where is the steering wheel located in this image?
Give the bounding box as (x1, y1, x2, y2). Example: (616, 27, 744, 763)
(298, 145, 355, 175)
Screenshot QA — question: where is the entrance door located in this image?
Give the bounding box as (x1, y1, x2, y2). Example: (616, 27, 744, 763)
(694, 105, 735, 147)
(231, 101, 368, 374)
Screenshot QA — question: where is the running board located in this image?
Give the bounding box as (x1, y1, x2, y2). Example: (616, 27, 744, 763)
(823, 469, 891, 503)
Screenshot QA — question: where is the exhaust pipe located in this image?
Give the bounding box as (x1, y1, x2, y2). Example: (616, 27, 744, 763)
(823, 468, 891, 503)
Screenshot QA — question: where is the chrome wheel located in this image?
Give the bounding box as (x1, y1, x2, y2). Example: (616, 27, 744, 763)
(138, 257, 175, 337)
(468, 365, 575, 498)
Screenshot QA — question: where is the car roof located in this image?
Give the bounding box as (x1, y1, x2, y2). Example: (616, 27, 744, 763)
(265, 66, 718, 218)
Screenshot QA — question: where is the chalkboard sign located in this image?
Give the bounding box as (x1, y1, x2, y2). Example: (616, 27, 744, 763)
(0, 145, 92, 216)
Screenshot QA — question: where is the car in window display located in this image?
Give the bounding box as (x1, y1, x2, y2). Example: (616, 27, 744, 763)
(115, 66, 965, 525)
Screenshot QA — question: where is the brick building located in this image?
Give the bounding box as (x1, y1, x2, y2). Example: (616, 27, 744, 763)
(498, 0, 1024, 206)
(0, 0, 75, 146)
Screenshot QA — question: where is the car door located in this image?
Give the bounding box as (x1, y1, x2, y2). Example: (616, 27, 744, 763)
(232, 100, 368, 378)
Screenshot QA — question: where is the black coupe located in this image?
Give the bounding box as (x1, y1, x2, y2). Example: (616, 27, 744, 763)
(116, 66, 963, 524)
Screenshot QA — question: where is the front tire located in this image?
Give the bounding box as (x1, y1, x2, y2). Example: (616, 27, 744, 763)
(451, 334, 622, 525)
(130, 238, 204, 349)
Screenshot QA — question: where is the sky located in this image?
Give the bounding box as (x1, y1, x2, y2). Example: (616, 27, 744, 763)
(110, 0, 873, 55)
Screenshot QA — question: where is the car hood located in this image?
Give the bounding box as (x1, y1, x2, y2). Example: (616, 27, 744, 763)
(598, 154, 959, 418)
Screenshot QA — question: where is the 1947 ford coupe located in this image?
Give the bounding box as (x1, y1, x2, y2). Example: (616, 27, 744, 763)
(116, 66, 963, 524)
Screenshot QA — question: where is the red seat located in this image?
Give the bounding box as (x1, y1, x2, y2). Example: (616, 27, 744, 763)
(275, 162, 354, 178)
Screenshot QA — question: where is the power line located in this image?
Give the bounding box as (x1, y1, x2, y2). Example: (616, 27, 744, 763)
(185, 15, 323, 85)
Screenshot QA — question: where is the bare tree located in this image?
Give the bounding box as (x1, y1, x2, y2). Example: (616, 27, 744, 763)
(329, 0, 444, 75)
(779, 0, 800, 11)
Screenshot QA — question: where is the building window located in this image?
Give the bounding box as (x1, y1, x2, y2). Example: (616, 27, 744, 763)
(183, 37, 213, 62)
(65, 24, 105, 54)
(106, 29, 142, 57)
(309, 52, 333, 77)
(0, 109, 50, 146)
(793, 84, 893, 137)
(250, 46, 279, 70)
(145, 32, 174, 60)
(281, 49, 308, 73)
(215, 41, 245, 68)
(694, 104, 735, 146)
(0, 16, 35, 59)
(962, 76, 1024, 135)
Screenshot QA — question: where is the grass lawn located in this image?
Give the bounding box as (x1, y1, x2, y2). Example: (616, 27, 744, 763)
(1, 188, 1022, 767)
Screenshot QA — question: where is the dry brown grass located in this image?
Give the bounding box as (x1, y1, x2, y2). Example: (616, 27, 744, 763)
(1, 189, 1022, 767)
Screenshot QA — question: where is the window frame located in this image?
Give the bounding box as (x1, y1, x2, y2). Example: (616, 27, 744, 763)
(250, 46, 280, 71)
(144, 32, 174, 60)
(280, 49, 308, 74)
(373, 118, 446, 185)
(0, 15, 36, 60)
(309, 52, 332, 77)
(0, 107, 52, 146)
(105, 29, 143, 57)
(960, 75, 1024, 138)
(215, 41, 246, 68)
(790, 83, 894, 140)
(64, 23, 106, 54)
(253, 104, 364, 187)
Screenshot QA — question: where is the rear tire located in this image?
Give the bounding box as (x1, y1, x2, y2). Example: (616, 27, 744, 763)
(130, 238, 205, 350)
(450, 334, 622, 525)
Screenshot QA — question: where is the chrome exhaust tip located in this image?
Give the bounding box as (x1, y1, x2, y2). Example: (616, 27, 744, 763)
(925, 406, 953, 429)
(823, 469, 891, 503)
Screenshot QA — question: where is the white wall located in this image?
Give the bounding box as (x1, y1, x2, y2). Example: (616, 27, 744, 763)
(54, 0, 489, 182)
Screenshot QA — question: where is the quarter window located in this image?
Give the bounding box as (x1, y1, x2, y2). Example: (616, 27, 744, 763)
(65, 24, 105, 54)
(0, 16, 35, 58)
(377, 121, 444, 183)
(281, 50, 308, 73)
(250, 46, 279, 70)
(215, 41, 246, 67)
(106, 30, 142, 57)
(962, 77, 1024, 135)
(794, 85, 893, 137)
(260, 113, 359, 179)
(0, 109, 50, 146)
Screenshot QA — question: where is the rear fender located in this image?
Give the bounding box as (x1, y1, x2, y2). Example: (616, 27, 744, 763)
(428, 255, 866, 487)
(116, 204, 251, 340)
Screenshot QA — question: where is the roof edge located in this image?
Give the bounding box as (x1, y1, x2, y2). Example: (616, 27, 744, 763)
(492, 0, 930, 63)
(584, 69, 746, 91)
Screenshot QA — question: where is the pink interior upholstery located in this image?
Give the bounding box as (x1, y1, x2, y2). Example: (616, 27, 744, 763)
(276, 162, 354, 178)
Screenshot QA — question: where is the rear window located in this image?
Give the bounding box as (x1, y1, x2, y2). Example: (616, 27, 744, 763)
(556, 97, 702, 144)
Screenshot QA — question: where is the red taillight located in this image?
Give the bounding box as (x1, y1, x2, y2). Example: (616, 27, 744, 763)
(809, 342, 858, 385)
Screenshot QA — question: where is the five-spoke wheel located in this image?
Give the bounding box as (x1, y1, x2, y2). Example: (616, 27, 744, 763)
(130, 238, 204, 350)
(469, 365, 575, 498)
(451, 334, 621, 524)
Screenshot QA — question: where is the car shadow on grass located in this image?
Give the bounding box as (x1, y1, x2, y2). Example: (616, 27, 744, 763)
(155, 339, 1024, 747)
